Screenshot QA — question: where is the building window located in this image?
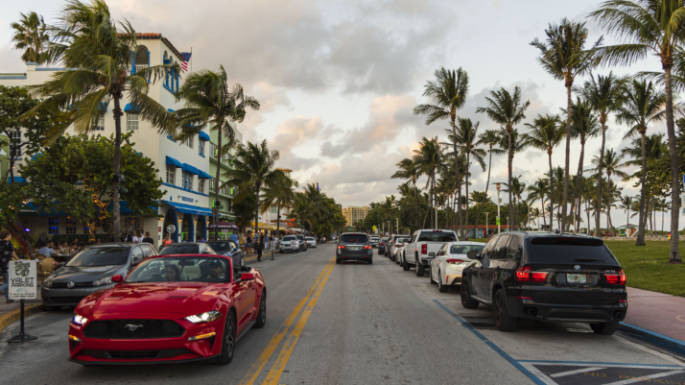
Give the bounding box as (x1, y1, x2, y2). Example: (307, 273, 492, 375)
(126, 113, 138, 131)
(186, 135, 193, 149)
(209, 178, 215, 193)
(210, 143, 217, 158)
(199, 141, 205, 156)
(198, 179, 205, 194)
(66, 217, 77, 234)
(182, 171, 193, 190)
(93, 115, 105, 131)
(48, 217, 59, 234)
(9, 129, 21, 159)
(166, 165, 176, 185)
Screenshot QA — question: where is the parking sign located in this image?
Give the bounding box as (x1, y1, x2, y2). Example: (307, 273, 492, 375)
(8, 260, 37, 300)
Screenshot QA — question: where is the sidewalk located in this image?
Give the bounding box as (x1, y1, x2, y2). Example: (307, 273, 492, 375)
(620, 286, 685, 355)
(0, 299, 42, 335)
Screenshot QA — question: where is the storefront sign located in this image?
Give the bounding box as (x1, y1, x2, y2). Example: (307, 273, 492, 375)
(9, 260, 37, 300)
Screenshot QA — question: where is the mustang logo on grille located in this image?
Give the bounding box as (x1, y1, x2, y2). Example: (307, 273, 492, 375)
(66, 281, 75, 289)
(123, 323, 144, 332)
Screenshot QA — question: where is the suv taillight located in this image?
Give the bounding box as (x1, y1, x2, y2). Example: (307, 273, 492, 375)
(604, 269, 626, 285)
(421, 244, 427, 255)
(515, 265, 548, 283)
(363, 245, 372, 250)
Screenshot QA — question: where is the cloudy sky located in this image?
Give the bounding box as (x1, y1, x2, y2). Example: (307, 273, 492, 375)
(0, 0, 678, 227)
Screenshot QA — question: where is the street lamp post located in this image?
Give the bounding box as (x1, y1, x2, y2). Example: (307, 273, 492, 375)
(496, 183, 502, 234)
(485, 211, 489, 238)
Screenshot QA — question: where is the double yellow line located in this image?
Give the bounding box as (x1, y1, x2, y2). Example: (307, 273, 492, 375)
(239, 257, 336, 385)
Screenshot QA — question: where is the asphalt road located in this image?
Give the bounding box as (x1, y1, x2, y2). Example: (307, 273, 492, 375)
(0, 244, 683, 385)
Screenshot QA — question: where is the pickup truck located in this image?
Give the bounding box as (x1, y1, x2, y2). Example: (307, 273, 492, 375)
(402, 229, 459, 276)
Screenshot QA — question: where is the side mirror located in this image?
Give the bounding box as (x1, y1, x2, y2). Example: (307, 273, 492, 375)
(111, 274, 123, 283)
(241, 272, 255, 281)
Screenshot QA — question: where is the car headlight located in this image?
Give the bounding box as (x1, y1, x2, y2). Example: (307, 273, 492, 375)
(42, 279, 52, 288)
(185, 310, 222, 323)
(72, 314, 89, 326)
(93, 276, 114, 287)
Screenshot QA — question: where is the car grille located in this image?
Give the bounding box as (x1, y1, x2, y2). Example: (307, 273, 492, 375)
(81, 348, 191, 359)
(51, 281, 92, 289)
(83, 319, 185, 339)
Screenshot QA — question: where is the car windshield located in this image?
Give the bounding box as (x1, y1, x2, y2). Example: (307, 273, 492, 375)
(450, 245, 484, 256)
(526, 237, 617, 265)
(283, 236, 296, 241)
(126, 257, 230, 283)
(418, 231, 457, 242)
(208, 241, 236, 253)
(340, 234, 368, 243)
(159, 244, 200, 255)
(306, 237, 315, 241)
(66, 247, 129, 267)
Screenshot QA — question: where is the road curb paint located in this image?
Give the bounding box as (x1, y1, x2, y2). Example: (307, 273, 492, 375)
(619, 321, 685, 358)
(238, 257, 336, 385)
(0, 303, 42, 335)
(432, 299, 546, 385)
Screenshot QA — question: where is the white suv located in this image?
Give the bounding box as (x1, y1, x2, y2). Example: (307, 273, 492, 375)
(279, 235, 300, 253)
(402, 229, 458, 276)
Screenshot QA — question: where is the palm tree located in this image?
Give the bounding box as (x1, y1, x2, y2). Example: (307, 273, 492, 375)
(261, 170, 296, 237)
(477, 86, 530, 231)
(413, 137, 443, 228)
(449, 118, 486, 235)
(531, 18, 600, 232)
(569, 97, 600, 230)
(392, 157, 418, 186)
(31, 0, 177, 238)
(175, 65, 260, 240)
(594, 148, 628, 231)
(615, 79, 665, 246)
(527, 178, 550, 228)
(504, 176, 526, 229)
(525, 114, 563, 229)
(580, 72, 625, 234)
(590, 0, 683, 262)
(414, 67, 469, 229)
(620, 195, 634, 232)
(225, 140, 279, 239)
(478, 129, 504, 196)
(11, 11, 50, 64)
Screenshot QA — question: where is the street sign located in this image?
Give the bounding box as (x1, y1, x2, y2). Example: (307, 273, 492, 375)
(496, 216, 501, 226)
(9, 260, 37, 300)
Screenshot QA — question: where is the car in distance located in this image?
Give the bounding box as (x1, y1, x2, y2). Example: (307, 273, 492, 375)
(305, 236, 317, 248)
(403, 229, 458, 276)
(295, 235, 308, 251)
(42, 243, 157, 309)
(369, 235, 380, 248)
(430, 241, 485, 292)
(336, 233, 373, 264)
(159, 242, 217, 255)
(389, 235, 410, 262)
(279, 235, 300, 253)
(461, 232, 627, 334)
(208, 240, 243, 270)
(68, 253, 266, 365)
(378, 237, 389, 255)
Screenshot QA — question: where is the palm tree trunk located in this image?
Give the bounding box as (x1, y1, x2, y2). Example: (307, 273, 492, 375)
(112, 96, 122, 240)
(485, 147, 493, 195)
(575, 139, 585, 232)
(507, 126, 514, 231)
(541, 197, 547, 227)
(636, 132, 647, 246)
(213, 124, 223, 241)
(547, 150, 554, 230)
(465, 151, 470, 236)
(276, 203, 281, 237)
(562, 83, 572, 232)
(596, 114, 606, 236)
(664, 68, 681, 262)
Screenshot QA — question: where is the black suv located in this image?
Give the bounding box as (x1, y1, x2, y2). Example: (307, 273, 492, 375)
(461, 232, 627, 335)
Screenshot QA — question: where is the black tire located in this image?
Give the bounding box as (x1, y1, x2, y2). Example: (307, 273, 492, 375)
(215, 311, 236, 365)
(494, 290, 516, 332)
(336, 258, 341, 264)
(254, 289, 266, 328)
(429, 267, 436, 285)
(590, 321, 618, 335)
(402, 255, 409, 271)
(437, 270, 448, 292)
(461, 279, 479, 309)
(416, 260, 424, 276)
(368, 258, 373, 265)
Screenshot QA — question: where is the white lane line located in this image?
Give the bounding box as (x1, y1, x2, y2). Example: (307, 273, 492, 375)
(550, 366, 606, 378)
(603, 369, 685, 385)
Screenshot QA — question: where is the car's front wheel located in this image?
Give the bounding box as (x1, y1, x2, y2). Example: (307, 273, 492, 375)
(254, 289, 266, 328)
(494, 290, 516, 332)
(590, 321, 618, 335)
(215, 311, 236, 365)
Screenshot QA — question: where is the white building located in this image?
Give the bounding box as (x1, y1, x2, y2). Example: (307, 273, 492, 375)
(0, 33, 212, 245)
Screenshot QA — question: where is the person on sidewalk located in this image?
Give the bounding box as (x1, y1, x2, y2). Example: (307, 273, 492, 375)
(0, 231, 20, 302)
(37, 241, 56, 258)
(257, 234, 265, 262)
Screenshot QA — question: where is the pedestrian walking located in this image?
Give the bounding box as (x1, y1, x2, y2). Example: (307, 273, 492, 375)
(0, 231, 19, 302)
(142, 232, 154, 244)
(257, 234, 265, 262)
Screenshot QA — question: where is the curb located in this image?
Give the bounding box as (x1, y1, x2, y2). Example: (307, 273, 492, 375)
(619, 321, 685, 357)
(0, 303, 43, 335)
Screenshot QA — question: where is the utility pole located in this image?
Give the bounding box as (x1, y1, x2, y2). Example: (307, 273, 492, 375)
(496, 183, 502, 234)
(485, 211, 489, 238)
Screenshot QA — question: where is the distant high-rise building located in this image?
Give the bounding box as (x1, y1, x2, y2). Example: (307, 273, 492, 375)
(342, 206, 369, 227)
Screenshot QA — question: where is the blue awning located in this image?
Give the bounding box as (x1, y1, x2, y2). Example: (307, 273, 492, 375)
(7, 176, 26, 183)
(124, 103, 140, 113)
(198, 131, 210, 141)
(165, 156, 183, 168)
(181, 163, 210, 178)
(163, 200, 212, 216)
(198, 170, 212, 179)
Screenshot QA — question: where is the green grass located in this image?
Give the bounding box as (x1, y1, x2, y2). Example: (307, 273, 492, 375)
(604, 240, 685, 297)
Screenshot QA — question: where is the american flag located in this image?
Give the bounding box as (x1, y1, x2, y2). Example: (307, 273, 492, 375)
(180, 52, 192, 72)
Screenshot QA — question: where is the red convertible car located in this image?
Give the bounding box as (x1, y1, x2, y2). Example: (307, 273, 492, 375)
(68, 254, 266, 365)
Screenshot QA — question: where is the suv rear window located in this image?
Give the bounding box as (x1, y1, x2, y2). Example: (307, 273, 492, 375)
(418, 231, 457, 242)
(526, 237, 617, 265)
(340, 234, 369, 243)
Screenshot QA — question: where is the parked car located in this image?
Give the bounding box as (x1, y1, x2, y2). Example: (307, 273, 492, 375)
(402, 229, 458, 276)
(379, 237, 390, 255)
(461, 232, 627, 334)
(369, 235, 380, 248)
(295, 235, 308, 251)
(279, 235, 300, 253)
(305, 236, 317, 248)
(68, 253, 266, 365)
(42, 243, 157, 309)
(430, 241, 485, 292)
(336, 232, 373, 264)
(159, 242, 216, 255)
(388, 235, 410, 262)
(208, 240, 243, 270)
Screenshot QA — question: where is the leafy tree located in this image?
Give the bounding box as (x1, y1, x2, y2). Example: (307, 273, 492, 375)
(291, 184, 345, 237)
(31, 0, 177, 239)
(477, 86, 530, 231)
(392, 157, 418, 186)
(412, 137, 443, 228)
(261, 169, 296, 236)
(531, 18, 600, 231)
(590, 148, 628, 231)
(11, 11, 50, 64)
(478, 129, 504, 196)
(569, 97, 600, 230)
(527, 178, 550, 228)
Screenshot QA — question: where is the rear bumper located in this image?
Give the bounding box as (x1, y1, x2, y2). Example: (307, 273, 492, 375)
(505, 288, 628, 323)
(337, 252, 373, 261)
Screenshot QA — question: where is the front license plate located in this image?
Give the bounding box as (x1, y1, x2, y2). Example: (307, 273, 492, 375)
(566, 273, 587, 284)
